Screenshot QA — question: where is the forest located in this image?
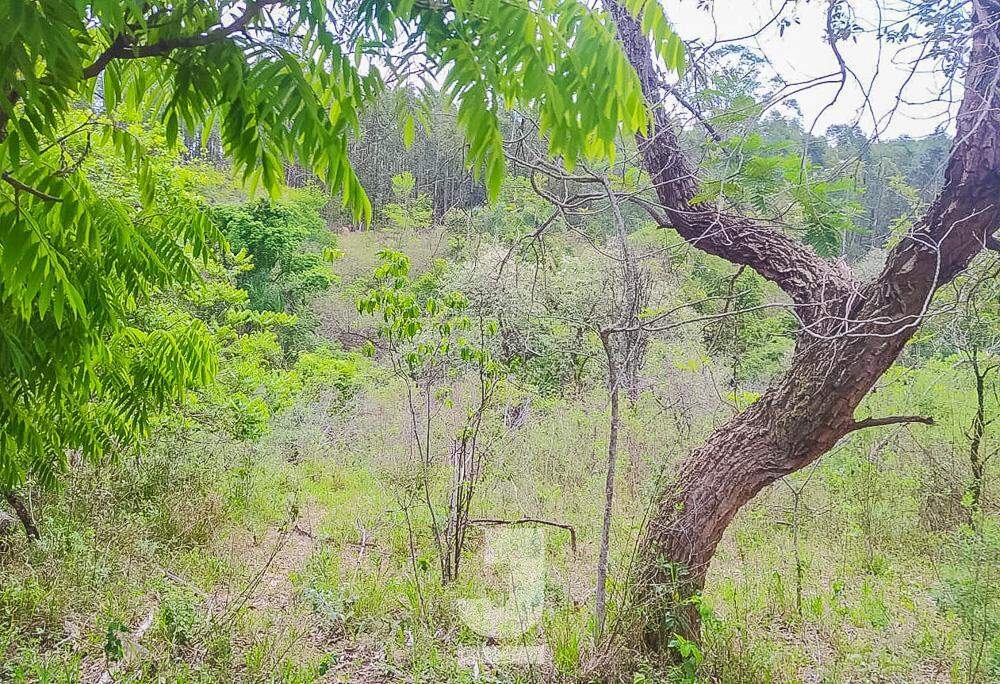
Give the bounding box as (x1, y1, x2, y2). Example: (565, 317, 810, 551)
(1, 0, 998, 682)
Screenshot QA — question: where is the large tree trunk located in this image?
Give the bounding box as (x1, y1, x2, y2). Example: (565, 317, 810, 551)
(636, 332, 914, 645)
(608, 0, 1000, 649)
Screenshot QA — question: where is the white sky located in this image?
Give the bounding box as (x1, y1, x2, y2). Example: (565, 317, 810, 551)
(665, 0, 957, 139)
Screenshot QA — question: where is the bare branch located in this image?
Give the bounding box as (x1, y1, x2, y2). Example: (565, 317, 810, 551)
(665, 85, 722, 143)
(467, 517, 577, 554)
(847, 415, 935, 433)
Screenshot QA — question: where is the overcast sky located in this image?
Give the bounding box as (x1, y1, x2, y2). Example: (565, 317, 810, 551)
(665, 0, 957, 139)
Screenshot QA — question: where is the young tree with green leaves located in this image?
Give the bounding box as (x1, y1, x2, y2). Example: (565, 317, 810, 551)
(382, 172, 433, 233)
(213, 192, 336, 313)
(358, 250, 505, 584)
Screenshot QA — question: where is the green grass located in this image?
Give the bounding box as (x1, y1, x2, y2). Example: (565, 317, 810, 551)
(1, 316, 996, 682)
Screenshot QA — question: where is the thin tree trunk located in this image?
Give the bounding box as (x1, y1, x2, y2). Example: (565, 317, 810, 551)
(595, 178, 650, 640)
(967, 355, 991, 525)
(595, 332, 621, 640)
(4, 490, 39, 540)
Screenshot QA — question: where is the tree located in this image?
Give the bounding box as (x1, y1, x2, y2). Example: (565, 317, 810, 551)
(357, 250, 505, 584)
(350, 90, 483, 219)
(382, 172, 433, 233)
(607, 0, 1000, 648)
(0, 112, 219, 511)
(595, 182, 651, 639)
(0, 0, 681, 499)
(937, 273, 1000, 524)
(213, 192, 335, 313)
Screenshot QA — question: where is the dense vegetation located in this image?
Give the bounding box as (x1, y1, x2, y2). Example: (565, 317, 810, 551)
(2, 0, 999, 683)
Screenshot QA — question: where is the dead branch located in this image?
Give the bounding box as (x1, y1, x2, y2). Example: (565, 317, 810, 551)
(468, 517, 577, 554)
(847, 415, 936, 433)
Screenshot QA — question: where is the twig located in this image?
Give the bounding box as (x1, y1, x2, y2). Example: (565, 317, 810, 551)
(2, 172, 63, 202)
(160, 568, 209, 598)
(847, 415, 935, 433)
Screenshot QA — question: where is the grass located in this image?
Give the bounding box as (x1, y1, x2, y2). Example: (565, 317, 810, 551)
(1, 230, 997, 683)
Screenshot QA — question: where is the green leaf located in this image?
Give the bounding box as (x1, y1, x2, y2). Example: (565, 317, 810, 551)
(403, 113, 416, 149)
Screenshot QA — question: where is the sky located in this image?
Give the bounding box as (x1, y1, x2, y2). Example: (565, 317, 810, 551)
(664, 0, 958, 139)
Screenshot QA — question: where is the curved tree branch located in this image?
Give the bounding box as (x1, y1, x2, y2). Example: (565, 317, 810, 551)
(608, 0, 1000, 338)
(604, 0, 854, 326)
(853, 0, 1000, 337)
(2, 172, 63, 202)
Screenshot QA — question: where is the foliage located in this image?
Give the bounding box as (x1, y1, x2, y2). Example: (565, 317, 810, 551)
(358, 250, 501, 380)
(694, 133, 863, 257)
(6, 4, 1000, 682)
(3, 0, 683, 211)
(0, 0, 685, 489)
(937, 518, 1000, 681)
(158, 236, 367, 442)
(197, 331, 367, 442)
(381, 172, 433, 233)
(0, 117, 220, 488)
(2, 220, 999, 682)
(349, 90, 483, 217)
(458, 175, 561, 247)
(447, 241, 606, 396)
(685, 253, 795, 386)
(213, 190, 337, 315)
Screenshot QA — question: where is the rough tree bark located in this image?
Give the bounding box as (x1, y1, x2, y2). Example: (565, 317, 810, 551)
(608, 0, 1000, 648)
